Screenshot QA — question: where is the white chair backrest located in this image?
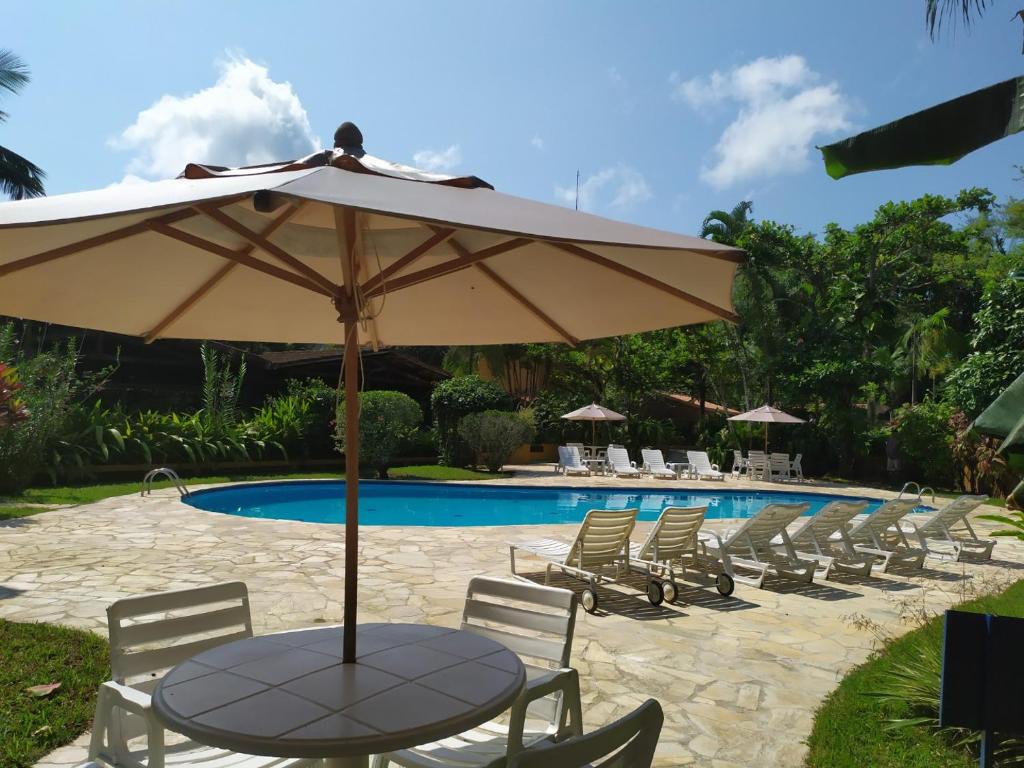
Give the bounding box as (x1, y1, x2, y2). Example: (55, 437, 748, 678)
(748, 450, 768, 466)
(567, 442, 585, 455)
(686, 451, 714, 472)
(567, 508, 637, 570)
(641, 449, 667, 471)
(790, 500, 869, 546)
(848, 499, 919, 541)
(732, 449, 744, 466)
(462, 576, 578, 727)
(107, 581, 253, 690)
(921, 494, 988, 533)
(508, 698, 664, 768)
(725, 503, 810, 552)
(606, 447, 634, 470)
(637, 506, 707, 561)
(559, 446, 585, 468)
(770, 453, 790, 469)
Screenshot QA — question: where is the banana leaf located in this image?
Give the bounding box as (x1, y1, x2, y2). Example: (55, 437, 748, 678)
(820, 76, 1024, 179)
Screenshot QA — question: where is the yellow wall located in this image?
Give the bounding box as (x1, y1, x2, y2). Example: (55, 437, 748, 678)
(509, 441, 557, 464)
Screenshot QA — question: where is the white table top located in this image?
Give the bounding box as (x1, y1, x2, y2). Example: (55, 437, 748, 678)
(151, 623, 526, 760)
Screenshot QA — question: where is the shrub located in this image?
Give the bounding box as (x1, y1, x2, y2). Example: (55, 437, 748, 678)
(430, 376, 512, 466)
(335, 390, 423, 478)
(891, 398, 956, 488)
(458, 410, 535, 472)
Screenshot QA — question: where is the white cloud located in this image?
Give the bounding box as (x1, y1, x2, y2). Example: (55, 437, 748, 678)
(412, 144, 461, 171)
(530, 135, 545, 150)
(554, 165, 652, 213)
(110, 56, 319, 180)
(607, 66, 625, 87)
(670, 55, 851, 189)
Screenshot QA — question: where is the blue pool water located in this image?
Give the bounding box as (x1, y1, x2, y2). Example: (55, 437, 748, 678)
(185, 480, 889, 527)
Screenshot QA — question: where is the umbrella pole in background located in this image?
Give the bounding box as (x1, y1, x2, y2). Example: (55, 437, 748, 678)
(336, 209, 360, 664)
(764, 423, 769, 454)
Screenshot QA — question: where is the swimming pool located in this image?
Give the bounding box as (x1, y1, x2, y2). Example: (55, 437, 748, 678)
(184, 480, 892, 527)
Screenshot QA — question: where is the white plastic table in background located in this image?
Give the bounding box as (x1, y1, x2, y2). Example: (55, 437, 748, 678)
(152, 623, 526, 768)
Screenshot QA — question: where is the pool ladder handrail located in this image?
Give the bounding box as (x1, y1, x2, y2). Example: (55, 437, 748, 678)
(141, 467, 190, 498)
(896, 481, 936, 505)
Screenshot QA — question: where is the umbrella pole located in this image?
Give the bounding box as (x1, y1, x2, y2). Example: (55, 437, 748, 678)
(591, 420, 596, 450)
(764, 423, 769, 454)
(342, 318, 359, 663)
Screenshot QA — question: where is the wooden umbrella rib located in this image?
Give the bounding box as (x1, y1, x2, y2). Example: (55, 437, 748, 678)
(473, 261, 578, 346)
(550, 241, 740, 323)
(364, 237, 533, 298)
(195, 203, 340, 296)
(0, 208, 197, 279)
(147, 221, 333, 298)
(360, 226, 455, 295)
(144, 204, 303, 342)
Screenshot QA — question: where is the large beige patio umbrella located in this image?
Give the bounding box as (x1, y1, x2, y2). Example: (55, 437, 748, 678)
(0, 123, 742, 662)
(728, 404, 805, 453)
(561, 403, 627, 448)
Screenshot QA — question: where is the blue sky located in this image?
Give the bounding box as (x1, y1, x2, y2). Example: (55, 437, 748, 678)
(5, 1, 1022, 236)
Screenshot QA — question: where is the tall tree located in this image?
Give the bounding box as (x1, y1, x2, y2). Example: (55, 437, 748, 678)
(925, 0, 993, 37)
(700, 201, 753, 244)
(0, 49, 45, 200)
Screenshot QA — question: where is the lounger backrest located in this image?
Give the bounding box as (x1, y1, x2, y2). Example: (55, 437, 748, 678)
(725, 503, 809, 553)
(568, 508, 637, 570)
(790, 500, 868, 547)
(641, 449, 667, 471)
(105, 582, 253, 741)
(606, 447, 634, 470)
(848, 499, 918, 542)
(637, 506, 707, 561)
(920, 495, 988, 534)
(463, 577, 578, 726)
(559, 446, 585, 469)
(686, 451, 713, 472)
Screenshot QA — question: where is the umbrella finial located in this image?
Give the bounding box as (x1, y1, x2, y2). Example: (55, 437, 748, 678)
(333, 122, 365, 155)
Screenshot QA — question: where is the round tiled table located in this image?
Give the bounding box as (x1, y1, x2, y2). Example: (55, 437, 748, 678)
(152, 623, 526, 768)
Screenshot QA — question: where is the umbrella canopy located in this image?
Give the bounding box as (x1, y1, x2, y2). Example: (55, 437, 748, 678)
(561, 403, 627, 447)
(0, 123, 741, 662)
(728, 405, 805, 453)
(972, 371, 1024, 455)
(819, 76, 1024, 180)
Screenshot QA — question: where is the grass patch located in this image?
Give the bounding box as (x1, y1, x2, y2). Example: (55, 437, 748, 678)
(0, 466, 507, 518)
(805, 578, 1024, 767)
(0, 620, 109, 768)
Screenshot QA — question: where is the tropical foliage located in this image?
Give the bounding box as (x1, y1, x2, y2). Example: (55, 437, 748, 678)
(335, 390, 423, 478)
(458, 409, 535, 472)
(430, 375, 512, 466)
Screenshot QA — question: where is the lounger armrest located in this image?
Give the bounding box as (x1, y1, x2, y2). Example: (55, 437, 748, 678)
(508, 668, 583, 754)
(711, 463, 719, 471)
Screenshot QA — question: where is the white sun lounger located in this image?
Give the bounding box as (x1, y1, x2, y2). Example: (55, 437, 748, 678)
(698, 503, 818, 588)
(896, 494, 994, 562)
(510, 508, 638, 613)
(846, 498, 926, 571)
(640, 449, 683, 479)
(606, 446, 641, 478)
(628, 506, 736, 601)
(687, 451, 724, 481)
(557, 445, 592, 476)
(774, 499, 874, 579)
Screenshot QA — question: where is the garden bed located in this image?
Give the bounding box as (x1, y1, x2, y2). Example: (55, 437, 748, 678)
(805, 578, 1024, 767)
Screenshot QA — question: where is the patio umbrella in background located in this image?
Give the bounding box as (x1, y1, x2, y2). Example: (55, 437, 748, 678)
(0, 121, 742, 662)
(561, 403, 627, 447)
(972, 371, 1024, 455)
(728, 404, 805, 453)
(819, 75, 1024, 179)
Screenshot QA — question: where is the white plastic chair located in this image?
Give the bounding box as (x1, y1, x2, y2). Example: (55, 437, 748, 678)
(639, 448, 681, 479)
(605, 447, 641, 478)
(769, 453, 791, 482)
(82, 582, 313, 768)
(776, 500, 873, 579)
(686, 451, 724, 481)
(373, 577, 582, 768)
(789, 453, 804, 482)
(730, 450, 748, 479)
(557, 446, 592, 476)
(506, 699, 663, 768)
(746, 450, 768, 480)
(846, 499, 926, 571)
(896, 494, 994, 561)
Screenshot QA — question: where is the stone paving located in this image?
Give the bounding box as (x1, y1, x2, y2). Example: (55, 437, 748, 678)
(3, 467, 1022, 767)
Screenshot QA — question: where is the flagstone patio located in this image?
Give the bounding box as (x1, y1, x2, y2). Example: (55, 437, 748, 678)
(3, 468, 1021, 767)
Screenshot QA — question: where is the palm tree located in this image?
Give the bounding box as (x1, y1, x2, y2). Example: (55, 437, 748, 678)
(0, 49, 45, 199)
(896, 308, 964, 404)
(700, 201, 753, 245)
(925, 0, 993, 38)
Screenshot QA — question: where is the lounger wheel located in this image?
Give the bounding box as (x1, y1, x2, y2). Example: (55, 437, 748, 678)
(716, 573, 735, 597)
(646, 580, 664, 606)
(581, 588, 599, 614)
(662, 580, 678, 604)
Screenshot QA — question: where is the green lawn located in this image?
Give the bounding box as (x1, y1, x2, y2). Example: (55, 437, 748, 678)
(0, 620, 109, 768)
(805, 579, 1024, 767)
(0, 465, 507, 520)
